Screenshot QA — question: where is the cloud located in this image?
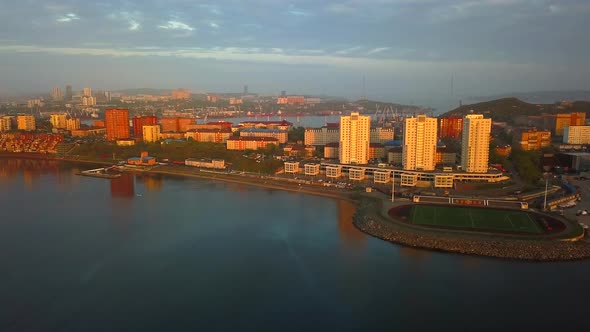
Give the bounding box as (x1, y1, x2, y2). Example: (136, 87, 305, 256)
(325, 3, 356, 14)
(335, 46, 362, 55)
(199, 4, 222, 15)
(287, 4, 311, 17)
(367, 47, 390, 55)
(209, 22, 220, 29)
(56, 13, 80, 23)
(129, 20, 140, 31)
(0, 44, 548, 78)
(109, 11, 142, 31)
(299, 49, 325, 54)
(158, 20, 195, 31)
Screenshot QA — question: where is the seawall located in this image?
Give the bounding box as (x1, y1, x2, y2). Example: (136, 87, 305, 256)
(353, 197, 590, 262)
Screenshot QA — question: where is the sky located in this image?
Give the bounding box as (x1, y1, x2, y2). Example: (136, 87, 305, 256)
(0, 0, 589, 109)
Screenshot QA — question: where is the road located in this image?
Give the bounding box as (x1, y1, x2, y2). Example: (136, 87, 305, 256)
(562, 175, 590, 240)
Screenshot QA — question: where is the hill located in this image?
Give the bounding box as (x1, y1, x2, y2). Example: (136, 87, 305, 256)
(440, 97, 590, 123)
(354, 99, 426, 112)
(114, 88, 175, 95)
(465, 90, 590, 105)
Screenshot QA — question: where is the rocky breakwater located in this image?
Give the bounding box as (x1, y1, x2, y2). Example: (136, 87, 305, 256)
(352, 199, 590, 262)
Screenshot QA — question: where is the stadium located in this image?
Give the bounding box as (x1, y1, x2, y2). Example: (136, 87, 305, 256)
(389, 204, 567, 235)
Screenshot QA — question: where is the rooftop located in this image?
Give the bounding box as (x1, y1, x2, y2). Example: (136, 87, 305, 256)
(227, 137, 279, 142)
(241, 128, 287, 133)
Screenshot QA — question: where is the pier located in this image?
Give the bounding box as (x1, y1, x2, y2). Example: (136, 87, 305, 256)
(77, 166, 121, 179)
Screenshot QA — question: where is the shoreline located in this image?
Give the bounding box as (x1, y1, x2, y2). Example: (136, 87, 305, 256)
(4, 152, 590, 261)
(0, 153, 356, 202)
(148, 167, 357, 202)
(353, 197, 590, 262)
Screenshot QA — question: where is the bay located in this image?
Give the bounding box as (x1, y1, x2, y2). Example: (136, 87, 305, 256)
(0, 159, 588, 331)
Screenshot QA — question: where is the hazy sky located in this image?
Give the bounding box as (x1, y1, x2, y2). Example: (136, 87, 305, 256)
(1, 0, 589, 107)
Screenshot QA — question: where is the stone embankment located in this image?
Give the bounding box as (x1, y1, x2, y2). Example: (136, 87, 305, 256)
(353, 199, 590, 262)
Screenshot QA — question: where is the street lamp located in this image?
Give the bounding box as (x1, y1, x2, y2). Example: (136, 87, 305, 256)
(391, 170, 395, 203)
(543, 173, 549, 211)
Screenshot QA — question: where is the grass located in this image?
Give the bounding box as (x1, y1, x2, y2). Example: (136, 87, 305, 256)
(410, 205, 543, 234)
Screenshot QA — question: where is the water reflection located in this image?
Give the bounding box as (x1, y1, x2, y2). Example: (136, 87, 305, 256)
(110, 173, 135, 197)
(23, 169, 35, 188)
(136, 174, 162, 192)
(337, 200, 366, 249)
(399, 246, 431, 261)
(0, 159, 63, 188)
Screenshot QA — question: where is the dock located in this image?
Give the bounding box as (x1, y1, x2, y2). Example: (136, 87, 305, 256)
(77, 166, 121, 179)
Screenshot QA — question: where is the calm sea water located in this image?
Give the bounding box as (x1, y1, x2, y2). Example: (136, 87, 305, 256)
(0, 159, 589, 331)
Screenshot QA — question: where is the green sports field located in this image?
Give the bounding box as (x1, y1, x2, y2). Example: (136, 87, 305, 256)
(409, 205, 543, 234)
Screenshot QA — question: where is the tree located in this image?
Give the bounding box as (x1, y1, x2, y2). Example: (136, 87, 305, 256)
(288, 126, 305, 143)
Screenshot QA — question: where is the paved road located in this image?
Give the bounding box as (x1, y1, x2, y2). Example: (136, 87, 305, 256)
(562, 175, 590, 239)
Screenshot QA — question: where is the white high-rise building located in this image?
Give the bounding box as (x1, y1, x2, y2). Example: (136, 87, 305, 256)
(50, 113, 67, 129)
(461, 114, 491, 173)
(142, 125, 161, 142)
(339, 112, 370, 165)
(402, 115, 437, 171)
(51, 87, 63, 101)
(83, 87, 92, 97)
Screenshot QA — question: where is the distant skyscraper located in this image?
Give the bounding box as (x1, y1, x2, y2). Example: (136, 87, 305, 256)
(65, 85, 72, 101)
(51, 87, 63, 101)
(339, 112, 370, 165)
(105, 108, 130, 141)
(83, 87, 92, 97)
(461, 114, 491, 173)
(281, 90, 286, 97)
(244, 85, 248, 94)
(402, 115, 437, 171)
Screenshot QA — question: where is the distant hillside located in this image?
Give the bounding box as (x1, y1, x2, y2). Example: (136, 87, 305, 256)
(440, 97, 590, 123)
(464, 90, 590, 105)
(354, 99, 425, 112)
(115, 88, 175, 95)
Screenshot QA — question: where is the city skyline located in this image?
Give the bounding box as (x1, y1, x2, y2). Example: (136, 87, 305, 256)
(0, 0, 589, 108)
